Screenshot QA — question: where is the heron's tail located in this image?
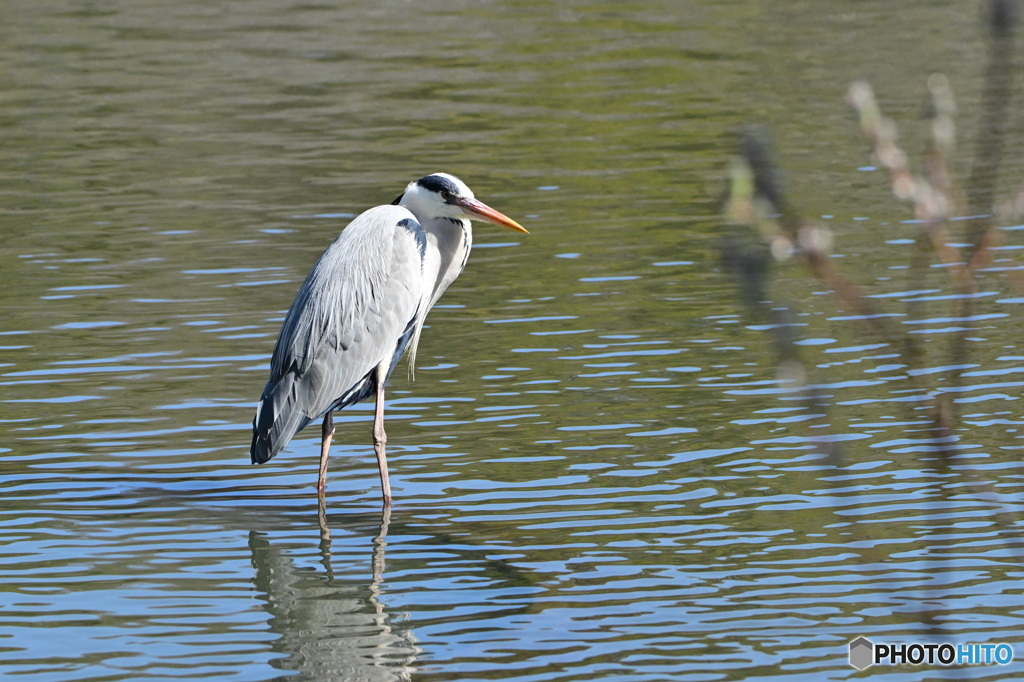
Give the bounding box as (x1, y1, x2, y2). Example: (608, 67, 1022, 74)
(250, 374, 313, 465)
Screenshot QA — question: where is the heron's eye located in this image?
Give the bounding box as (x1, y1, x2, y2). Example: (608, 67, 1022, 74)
(441, 191, 453, 201)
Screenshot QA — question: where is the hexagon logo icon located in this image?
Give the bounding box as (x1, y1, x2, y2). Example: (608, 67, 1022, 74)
(849, 637, 874, 670)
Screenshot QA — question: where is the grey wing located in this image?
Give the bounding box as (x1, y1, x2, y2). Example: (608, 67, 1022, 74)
(251, 205, 429, 464)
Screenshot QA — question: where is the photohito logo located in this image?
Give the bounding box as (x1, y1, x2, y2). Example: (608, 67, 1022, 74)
(848, 637, 1014, 670)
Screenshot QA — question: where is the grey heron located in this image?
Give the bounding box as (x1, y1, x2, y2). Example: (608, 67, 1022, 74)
(250, 173, 527, 505)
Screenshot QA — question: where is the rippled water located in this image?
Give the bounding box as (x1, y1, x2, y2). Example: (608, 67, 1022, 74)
(3, 1, 1024, 680)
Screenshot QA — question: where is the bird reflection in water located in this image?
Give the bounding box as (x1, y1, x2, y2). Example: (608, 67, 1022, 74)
(317, 498, 391, 626)
(249, 503, 417, 681)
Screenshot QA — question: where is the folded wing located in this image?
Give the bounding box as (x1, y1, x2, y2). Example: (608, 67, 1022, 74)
(251, 205, 431, 464)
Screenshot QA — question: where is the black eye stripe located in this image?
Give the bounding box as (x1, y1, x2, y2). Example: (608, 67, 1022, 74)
(416, 174, 461, 197)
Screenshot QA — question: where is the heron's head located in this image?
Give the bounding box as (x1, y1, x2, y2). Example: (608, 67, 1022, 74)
(394, 173, 528, 233)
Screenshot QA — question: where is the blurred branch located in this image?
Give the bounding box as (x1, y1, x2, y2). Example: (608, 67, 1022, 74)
(725, 126, 902, 346)
(720, 0, 1024, 566)
(965, 0, 1018, 260)
(847, 80, 975, 295)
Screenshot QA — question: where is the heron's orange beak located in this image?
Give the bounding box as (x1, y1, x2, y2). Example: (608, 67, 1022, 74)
(459, 197, 529, 234)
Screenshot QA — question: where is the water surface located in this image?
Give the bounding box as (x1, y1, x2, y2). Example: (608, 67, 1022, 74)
(2, 1, 1023, 680)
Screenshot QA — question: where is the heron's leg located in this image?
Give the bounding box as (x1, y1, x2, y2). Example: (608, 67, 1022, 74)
(318, 411, 334, 493)
(373, 371, 392, 506)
